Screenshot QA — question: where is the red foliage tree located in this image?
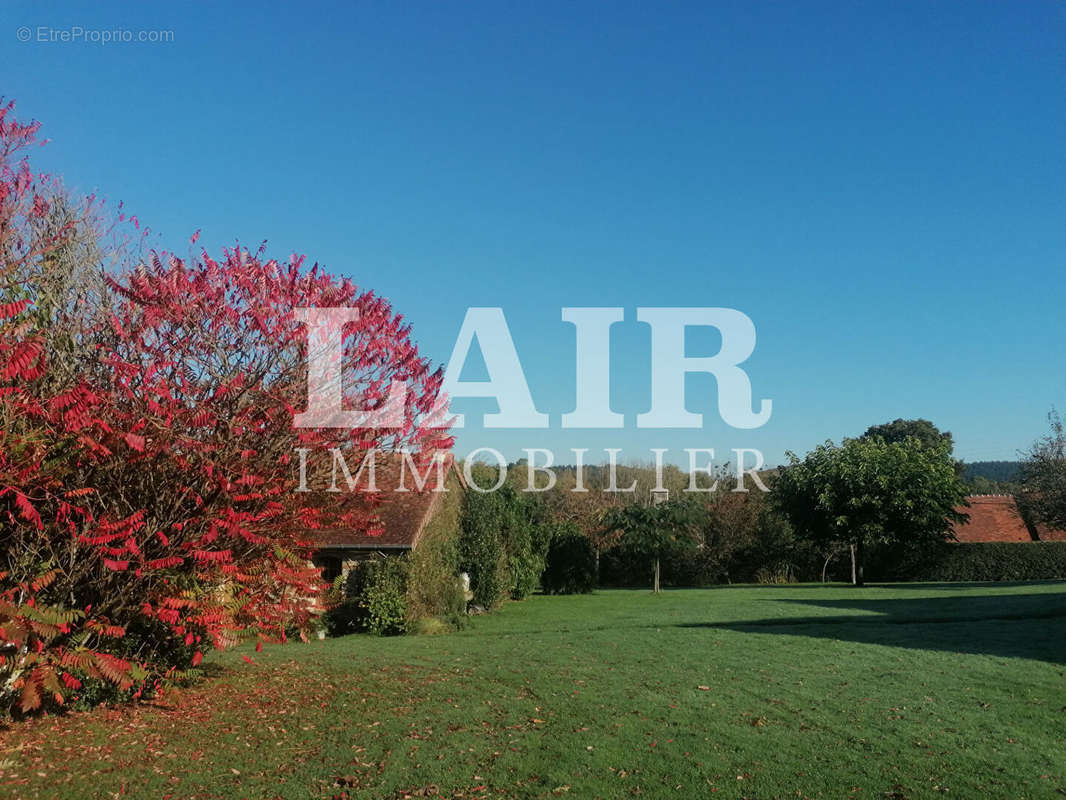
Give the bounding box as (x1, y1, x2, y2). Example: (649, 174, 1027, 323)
(0, 100, 451, 714)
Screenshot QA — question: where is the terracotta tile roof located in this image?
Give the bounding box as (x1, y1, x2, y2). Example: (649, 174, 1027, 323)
(308, 451, 464, 550)
(1013, 490, 1066, 541)
(951, 495, 1034, 543)
(1034, 524, 1066, 542)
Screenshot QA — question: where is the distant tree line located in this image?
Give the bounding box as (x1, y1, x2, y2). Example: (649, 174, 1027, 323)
(447, 413, 1066, 607)
(963, 461, 1023, 486)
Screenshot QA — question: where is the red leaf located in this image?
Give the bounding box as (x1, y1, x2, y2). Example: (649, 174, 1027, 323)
(0, 298, 31, 320)
(13, 492, 42, 529)
(146, 556, 184, 569)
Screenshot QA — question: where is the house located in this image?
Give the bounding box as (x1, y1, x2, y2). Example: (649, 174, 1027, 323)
(950, 494, 1065, 543)
(307, 451, 467, 580)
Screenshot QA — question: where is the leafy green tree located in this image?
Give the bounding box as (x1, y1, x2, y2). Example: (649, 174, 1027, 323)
(862, 418, 954, 451)
(774, 437, 968, 585)
(1018, 410, 1066, 532)
(504, 490, 554, 600)
(602, 499, 701, 593)
(459, 488, 508, 609)
(862, 418, 965, 477)
(459, 479, 553, 606)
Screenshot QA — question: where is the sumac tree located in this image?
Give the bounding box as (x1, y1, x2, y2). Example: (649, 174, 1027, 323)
(0, 100, 451, 714)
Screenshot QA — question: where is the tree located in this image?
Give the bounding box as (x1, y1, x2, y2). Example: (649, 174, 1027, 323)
(1018, 410, 1066, 532)
(862, 418, 965, 477)
(0, 100, 451, 713)
(541, 522, 596, 595)
(602, 499, 701, 593)
(861, 418, 954, 451)
(537, 468, 624, 586)
(773, 437, 968, 586)
(0, 99, 138, 713)
(533, 460, 690, 586)
(459, 481, 551, 606)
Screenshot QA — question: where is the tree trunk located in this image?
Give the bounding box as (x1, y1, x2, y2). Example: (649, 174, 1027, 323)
(855, 538, 865, 587)
(594, 547, 601, 588)
(653, 558, 661, 593)
(850, 544, 857, 585)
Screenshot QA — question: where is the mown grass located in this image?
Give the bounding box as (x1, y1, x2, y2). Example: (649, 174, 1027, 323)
(2, 582, 1065, 799)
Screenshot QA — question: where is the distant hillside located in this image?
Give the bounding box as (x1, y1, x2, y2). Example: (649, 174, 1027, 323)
(963, 461, 1023, 484)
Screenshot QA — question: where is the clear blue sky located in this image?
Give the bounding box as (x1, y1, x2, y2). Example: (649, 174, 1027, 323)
(5, 1, 1064, 466)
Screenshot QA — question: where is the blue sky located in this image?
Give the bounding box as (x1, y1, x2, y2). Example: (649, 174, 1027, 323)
(5, 1, 1064, 466)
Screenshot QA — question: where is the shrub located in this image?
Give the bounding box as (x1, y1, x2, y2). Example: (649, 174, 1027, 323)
(361, 559, 410, 636)
(754, 562, 797, 584)
(406, 473, 466, 630)
(322, 574, 364, 637)
(726, 505, 824, 583)
(325, 559, 411, 636)
(541, 525, 596, 594)
(409, 617, 450, 635)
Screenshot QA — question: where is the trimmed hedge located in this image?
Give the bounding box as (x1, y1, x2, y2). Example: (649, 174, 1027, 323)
(869, 541, 1066, 582)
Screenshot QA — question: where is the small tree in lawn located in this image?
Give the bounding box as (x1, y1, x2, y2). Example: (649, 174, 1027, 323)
(773, 436, 968, 586)
(602, 499, 701, 593)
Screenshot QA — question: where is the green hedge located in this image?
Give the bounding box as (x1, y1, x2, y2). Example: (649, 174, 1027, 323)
(870, 541, 1066, 582)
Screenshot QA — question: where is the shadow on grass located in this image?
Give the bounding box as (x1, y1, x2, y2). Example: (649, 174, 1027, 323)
(679, 591, 1066, 663)
(605, 581, 1066, 594)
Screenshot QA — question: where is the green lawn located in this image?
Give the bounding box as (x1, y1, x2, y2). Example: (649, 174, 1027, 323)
(3, 583, 1065, 799)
